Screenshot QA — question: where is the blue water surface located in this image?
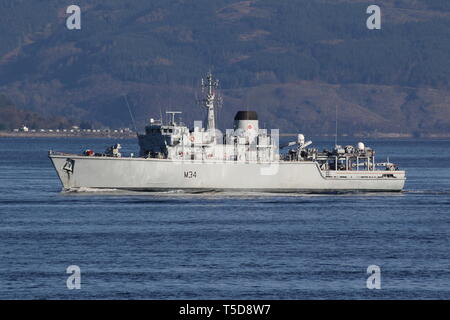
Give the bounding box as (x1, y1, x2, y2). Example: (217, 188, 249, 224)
(0, 137, 449, 299)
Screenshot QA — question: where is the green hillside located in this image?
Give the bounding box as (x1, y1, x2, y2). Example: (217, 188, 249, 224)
(0, 0, 449, 135)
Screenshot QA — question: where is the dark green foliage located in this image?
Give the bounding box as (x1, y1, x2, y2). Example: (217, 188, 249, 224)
(1, 0, 448, 88)
(0, 94, 14, 108)
(79, 121, 92, 130)
(0, 0, 449, 133)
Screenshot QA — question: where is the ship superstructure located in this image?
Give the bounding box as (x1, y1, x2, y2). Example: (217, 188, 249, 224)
(137, 73, 277, 163)
(49, 73, 406, 193)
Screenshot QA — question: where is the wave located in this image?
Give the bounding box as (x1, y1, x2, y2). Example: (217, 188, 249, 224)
(64, 187, 121, 193)
(403, 189, 450, 195)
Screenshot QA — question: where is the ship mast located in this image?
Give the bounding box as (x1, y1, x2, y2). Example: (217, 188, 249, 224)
(201, 72, 219, 134)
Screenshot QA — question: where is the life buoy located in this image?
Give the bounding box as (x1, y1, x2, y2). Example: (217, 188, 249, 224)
(247, 124, 253, 130)
(190, 136, 195, 142)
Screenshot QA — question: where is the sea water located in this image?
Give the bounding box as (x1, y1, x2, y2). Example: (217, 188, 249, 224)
(0, 137, 449, 299)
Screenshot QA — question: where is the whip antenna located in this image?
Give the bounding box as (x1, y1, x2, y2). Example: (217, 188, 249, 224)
(123, 95, 138, 134)
(335, 104, 338, 147)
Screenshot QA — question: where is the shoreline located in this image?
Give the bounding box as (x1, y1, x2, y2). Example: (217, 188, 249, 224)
(1, 131, 450, 140)
(0, 131, 136, 139)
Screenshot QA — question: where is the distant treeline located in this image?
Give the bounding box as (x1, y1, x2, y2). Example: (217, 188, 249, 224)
(0, 0, 449, 133)
(0, 94, 74, 130)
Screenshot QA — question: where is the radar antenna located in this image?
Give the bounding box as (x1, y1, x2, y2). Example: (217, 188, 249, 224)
(200, 72, 219, 133)
(165, 111, 182, 126)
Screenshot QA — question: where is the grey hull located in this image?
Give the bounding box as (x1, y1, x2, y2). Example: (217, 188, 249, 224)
(49, 154, 406, 193)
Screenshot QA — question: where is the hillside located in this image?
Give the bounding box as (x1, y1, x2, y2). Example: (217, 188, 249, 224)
(0, 94, 74, 130)
(0, 0, 449, 135)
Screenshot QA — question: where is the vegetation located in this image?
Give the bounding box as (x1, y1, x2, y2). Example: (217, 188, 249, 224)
(0, 0, 449, 134)
(0, 94, 73, 130)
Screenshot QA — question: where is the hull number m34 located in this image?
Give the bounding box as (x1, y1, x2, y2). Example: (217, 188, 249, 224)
(184, 171, 197, 178)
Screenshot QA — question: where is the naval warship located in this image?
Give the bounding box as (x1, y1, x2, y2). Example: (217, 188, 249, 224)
(49, 73, 406, 193)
